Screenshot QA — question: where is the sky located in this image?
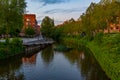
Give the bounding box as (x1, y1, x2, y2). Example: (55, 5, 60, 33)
(26, 0, 100, 25)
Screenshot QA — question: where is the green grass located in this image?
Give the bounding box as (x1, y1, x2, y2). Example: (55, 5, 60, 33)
(87, 42, 120, 80)
(62, 33, 120, 80)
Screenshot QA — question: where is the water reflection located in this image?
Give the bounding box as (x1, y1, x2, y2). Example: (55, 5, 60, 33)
(64, 47, 109, 80)
(41, 46, 54, 66)
(0, 45, 109, 80)
(22, 54, 37, 65)
(0, 57, 24, 80)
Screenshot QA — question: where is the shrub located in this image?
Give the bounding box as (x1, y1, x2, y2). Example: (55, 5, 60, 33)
(94, 32, 103, 43)
(10, 38, 23, 47)
(0, 38, 24, 59)
(103, 34, 120, 45)
(25, 26, 35, 36)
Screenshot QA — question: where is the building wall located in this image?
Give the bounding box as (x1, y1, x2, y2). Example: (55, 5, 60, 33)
(23, 14, 36, 28)
(20, 14, 40, 36)
(104, 23, 120, 33)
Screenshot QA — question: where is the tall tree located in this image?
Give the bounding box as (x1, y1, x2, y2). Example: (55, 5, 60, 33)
(41, 16, 54, 38)
(0, 0, 26, 36)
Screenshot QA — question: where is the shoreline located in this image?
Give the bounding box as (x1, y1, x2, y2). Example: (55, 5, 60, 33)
(62, 35, 120, 80)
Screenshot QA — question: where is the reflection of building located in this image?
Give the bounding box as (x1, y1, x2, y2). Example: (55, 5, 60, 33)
(22, 55, 37, 65)
(20, 14, 40, 36)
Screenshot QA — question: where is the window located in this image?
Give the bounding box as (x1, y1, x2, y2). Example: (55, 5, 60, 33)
(116, 26, 119, 29)
(26, 18, 30, 21)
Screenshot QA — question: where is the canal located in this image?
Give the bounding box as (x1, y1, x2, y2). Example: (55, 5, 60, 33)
(0, 45, 110, 80)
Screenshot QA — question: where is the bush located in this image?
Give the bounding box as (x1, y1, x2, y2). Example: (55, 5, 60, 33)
(94, 32, 103, 43)
(10, 38, 23, 46)
(0, 48, 9, 58)
(62, 33, 120, 80)
(52, 28, 62, 41)
(103, 34, 120, 45)
(25, 26, 35, 36)
(54, 45, 72, 52)
(0, 38, 24, 59)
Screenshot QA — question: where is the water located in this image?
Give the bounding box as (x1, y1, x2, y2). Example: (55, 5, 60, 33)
(0, 46, 110, 80)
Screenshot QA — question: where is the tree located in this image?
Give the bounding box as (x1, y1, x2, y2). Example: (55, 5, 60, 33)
(41, 16, 54, 38)
(0, 0, 26, 37)
(80, 0, 120, 35)
(69, 18, 75, 23)
(25, 26, 35, 36)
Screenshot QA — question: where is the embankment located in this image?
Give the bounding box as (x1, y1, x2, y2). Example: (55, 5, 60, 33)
(63, 34, 120, 80)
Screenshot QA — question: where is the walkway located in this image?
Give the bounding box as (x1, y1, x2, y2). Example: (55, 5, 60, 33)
(0, 35, 43, 43)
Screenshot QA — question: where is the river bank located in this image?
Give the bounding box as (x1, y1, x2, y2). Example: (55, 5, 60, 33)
(0, 43, 110, 80)
(0, 37, 54, 59)
(62, 33, 120, 80)
(0, 38, 24, 59)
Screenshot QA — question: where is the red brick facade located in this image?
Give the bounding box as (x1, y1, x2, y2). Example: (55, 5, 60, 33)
(23, 14, 36, 28)
(20, 14, 40, 36)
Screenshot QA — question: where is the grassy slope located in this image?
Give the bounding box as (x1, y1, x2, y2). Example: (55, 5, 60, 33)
(63, 33, 120, 80)
(87, 42, 120, 80)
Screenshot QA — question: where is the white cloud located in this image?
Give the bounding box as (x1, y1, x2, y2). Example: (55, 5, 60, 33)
(26, 0, 100, 25)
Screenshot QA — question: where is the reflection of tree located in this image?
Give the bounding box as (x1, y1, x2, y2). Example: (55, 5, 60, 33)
(64, 49, 81, 64)
(4, 72, 24, 80)
(41, 46, 54, 66)
(64, 47, 109, 80)
(0, 56, 24, 80)
(77, 48, 109, 80)
(77, 49, 93, 78)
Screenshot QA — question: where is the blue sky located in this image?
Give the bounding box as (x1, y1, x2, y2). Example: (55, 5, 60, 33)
(26, 0, 100, 25)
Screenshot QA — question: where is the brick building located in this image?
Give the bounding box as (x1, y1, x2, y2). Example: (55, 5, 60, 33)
(23, 14, 37, 28)
(20, 14, 40, 36)
(104, 23, 120, 33)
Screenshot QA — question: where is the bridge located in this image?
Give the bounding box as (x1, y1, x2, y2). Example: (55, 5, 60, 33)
(23, 39, 54, 46)
(0, 35, 54, 54)
(22, 36, 54, 54)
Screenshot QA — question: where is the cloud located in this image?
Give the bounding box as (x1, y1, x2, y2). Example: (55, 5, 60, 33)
(37, 19, 42, 23)
(37, 19, 64, 25)
(43, 7, 87, 14)
(54, 20, 63, 25)
(34, 0, 70, 5)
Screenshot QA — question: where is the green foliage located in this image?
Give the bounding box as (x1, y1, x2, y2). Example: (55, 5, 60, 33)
(94, 32, 104, 43)
(0, 0, 26, 36)
(54, 44, 72, 52)
(102, 34, 120, 54)
(41, 16, 54, 38)
(25, 26, 35, 36)
(88, 40, 120, 80)
(0, 38, 24, 59)
(5, 38, 10, 44)
(57, 0, 120, 42)
(52, 28, 63, 41)
(10, 38, 23, 46)
(80, 1, 120, 35)
(103, 34, 120, 45)
(0, 27, 6, 35)
(53, 1, 120, 80)
(63, 33, 120, 80)
(56, 21, 82, 37)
